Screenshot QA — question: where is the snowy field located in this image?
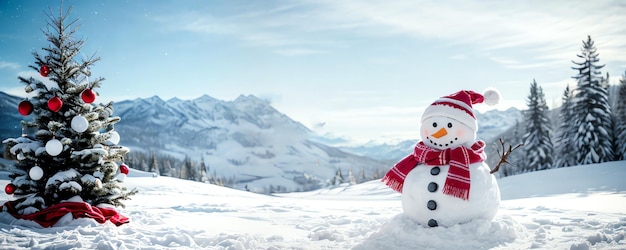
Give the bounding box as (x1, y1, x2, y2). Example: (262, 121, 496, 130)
(0, 161, 625, 249)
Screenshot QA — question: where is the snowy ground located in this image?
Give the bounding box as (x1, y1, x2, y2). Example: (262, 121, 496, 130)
(0, 161, 625, 249)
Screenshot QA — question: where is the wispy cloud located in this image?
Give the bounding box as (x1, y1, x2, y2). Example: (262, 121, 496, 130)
(0, 61, 20, 70)
(275, 48, 326, 56)
(152, 3, 342, 56)
(155, 0, 626, 66)
(489, 56, 562, 70)
(312, 0, 626, 64)
(450, 54, 468, 60)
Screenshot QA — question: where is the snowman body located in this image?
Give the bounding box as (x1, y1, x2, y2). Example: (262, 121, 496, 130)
(401, 161, 500, 227)
(401, 115, 500, 227)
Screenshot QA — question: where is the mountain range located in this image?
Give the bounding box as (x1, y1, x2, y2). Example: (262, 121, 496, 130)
(0, 91, 392, 193)
(338, 107, 523, 160)
(0, 91, 520, 193)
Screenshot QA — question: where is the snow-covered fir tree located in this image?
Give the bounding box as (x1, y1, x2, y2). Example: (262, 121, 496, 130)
(182, 155, 196, 181)
(150, 151, 160, 176)
(570, 35, 614, 164)
(1, 6, 135, 226)
(161, 159, 172, 177)
(198, 160, 208, 183)
(347, 168, 357, 185)
(554, 85, 577, 167)
(614, 72, 626, 160)
(331, 168, 344, 185)
(522, 80, 553, 171)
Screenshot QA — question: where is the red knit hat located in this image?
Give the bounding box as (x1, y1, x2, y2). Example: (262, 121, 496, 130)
(421, 89, 500, 132)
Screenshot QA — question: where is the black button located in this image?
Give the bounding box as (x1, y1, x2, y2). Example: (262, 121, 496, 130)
(428, 219, 438, 227)
(430, 167, 440, 175)
(428, 182, 438, 192)
(427, 200, 437, 210)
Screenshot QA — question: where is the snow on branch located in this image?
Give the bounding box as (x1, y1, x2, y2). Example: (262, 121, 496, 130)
(71, 145, 108, 160)
(46, 169, 80, 188)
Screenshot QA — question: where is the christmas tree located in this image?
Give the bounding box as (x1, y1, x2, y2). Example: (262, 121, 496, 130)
(1, 6, 136, 227)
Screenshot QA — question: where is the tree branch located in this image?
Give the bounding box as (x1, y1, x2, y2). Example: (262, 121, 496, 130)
(490, 138, 524, 174)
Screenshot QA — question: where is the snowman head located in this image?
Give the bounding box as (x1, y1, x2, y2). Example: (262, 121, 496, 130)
(421, 116, 475, 150)
(420, 89, 500, 150)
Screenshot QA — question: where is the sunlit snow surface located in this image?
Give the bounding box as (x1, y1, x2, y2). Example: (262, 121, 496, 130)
(0, 161, 625, 249)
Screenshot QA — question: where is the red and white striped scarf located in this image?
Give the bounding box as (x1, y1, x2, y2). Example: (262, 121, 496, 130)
(382, 141, 485, 200)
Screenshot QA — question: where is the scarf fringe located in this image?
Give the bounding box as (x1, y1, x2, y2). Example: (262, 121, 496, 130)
(382, 141, 485, 200)
(381, 175, 404, 193)
(443, 185, 470, 200)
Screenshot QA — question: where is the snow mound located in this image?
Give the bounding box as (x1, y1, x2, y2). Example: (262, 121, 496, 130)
(354, 214, 524, 249)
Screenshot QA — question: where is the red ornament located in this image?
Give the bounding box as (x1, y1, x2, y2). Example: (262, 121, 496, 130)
(119, 164, 129, 175)
(40, 65, 50, 77)
(5, 183, 16, 195)
(18, 100, 33, 116)
(47, 96, 63, 112)
(81, 88, 96, 103)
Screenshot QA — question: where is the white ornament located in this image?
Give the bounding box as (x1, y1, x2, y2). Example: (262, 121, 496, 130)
(17, 153, 25, 161)
(106, 131, 120, 145)
(71, 115, 89, 133)
(45, 139, 63, 156)
(29, 166, 44, 180)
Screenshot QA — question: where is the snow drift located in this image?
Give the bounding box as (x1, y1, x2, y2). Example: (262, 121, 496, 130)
(0, 161, 624, 249)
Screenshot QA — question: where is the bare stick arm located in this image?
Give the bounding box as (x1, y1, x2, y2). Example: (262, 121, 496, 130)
(490, 138, 524, 174)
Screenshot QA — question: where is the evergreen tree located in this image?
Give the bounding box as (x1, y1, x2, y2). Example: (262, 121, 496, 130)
(182, 155, 196, 181)
(161, 159, 172, 177)
(140, 159, 149, 172)
(1, 6, 135, 226)
(331, 168, 344, 185)
(358, 168, 366, 184)
(522, 80, 554, 171)
(555, 85, 577, 167)
(615, 72, 626, 160)
(150, 152, 160, 176)
(347, 168, 357, 185)
(570, 35, 615, 164)
(147, 152, 154, 172)
(199, 159, 208, 183)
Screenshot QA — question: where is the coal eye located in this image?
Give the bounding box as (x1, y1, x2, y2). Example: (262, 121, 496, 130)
(432, 122, 438, 128)
(447, 123, 453, 128)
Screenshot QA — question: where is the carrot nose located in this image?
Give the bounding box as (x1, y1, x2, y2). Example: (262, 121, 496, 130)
(431, 128, 448, 138)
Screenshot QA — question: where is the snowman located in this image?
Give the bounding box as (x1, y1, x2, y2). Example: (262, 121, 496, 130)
(383, 89, 501, 227)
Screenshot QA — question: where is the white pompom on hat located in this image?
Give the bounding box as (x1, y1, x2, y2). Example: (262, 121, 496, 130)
(421, 88, 500, 132)
(483, 88, 501, 106)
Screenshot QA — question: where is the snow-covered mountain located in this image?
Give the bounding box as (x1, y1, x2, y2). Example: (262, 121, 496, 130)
(113, 94, 392, 193)
(339, 107, 523, 161)
(0, 92, 390, 193)
(475, 107, 523, 142)
(339, 140, 417, 162)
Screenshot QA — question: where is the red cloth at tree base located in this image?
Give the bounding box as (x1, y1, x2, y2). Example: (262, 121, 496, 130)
(1, 201, 129, 227)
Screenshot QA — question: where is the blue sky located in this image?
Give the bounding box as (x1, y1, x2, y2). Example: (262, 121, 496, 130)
(1, 0, 625, 145)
